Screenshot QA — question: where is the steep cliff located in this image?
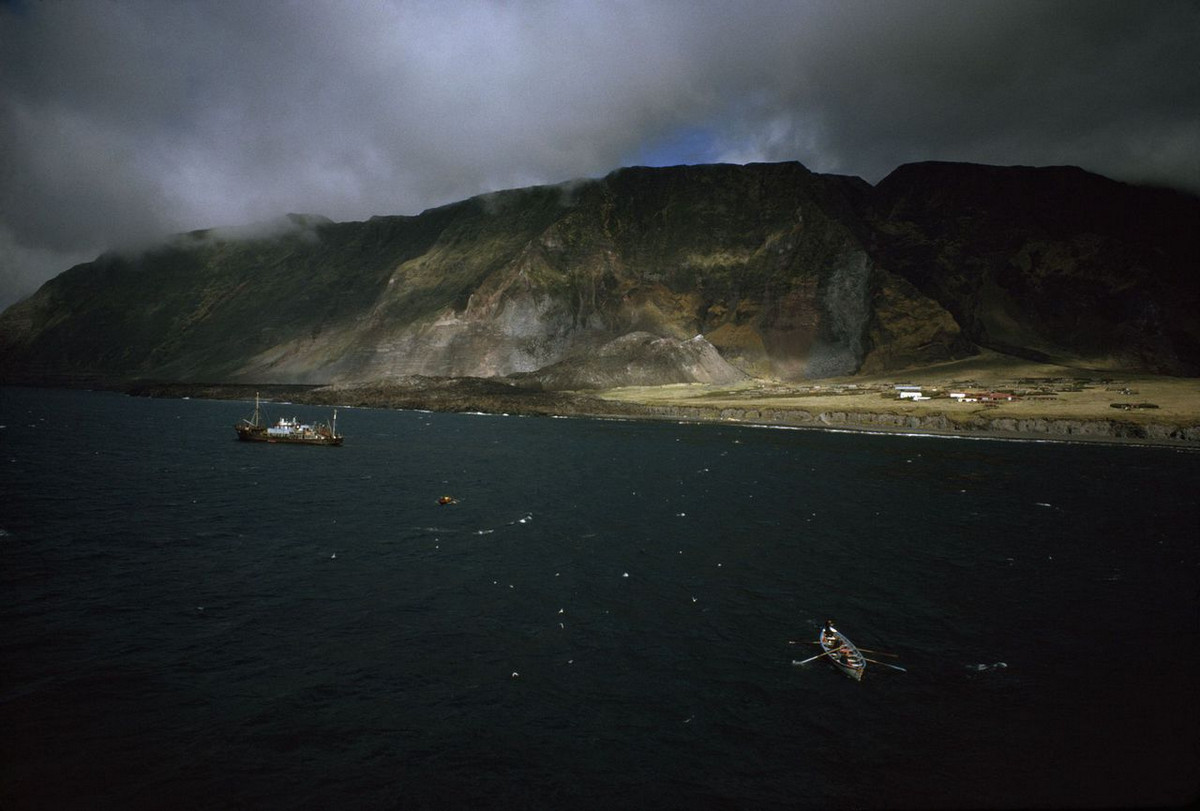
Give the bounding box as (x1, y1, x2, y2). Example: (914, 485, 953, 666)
(869, 162, 1200, 374)
(1, 161, 1195, 386)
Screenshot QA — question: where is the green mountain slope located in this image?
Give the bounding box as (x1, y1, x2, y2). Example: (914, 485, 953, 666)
(1, 161, 1195, 386)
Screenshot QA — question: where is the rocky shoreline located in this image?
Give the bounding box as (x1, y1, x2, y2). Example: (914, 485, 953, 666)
(627, 403, 1200, 445)
(121, 378, 1200, 448)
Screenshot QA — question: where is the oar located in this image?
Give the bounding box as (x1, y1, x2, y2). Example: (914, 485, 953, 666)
(858, 647, 901, 658)
(792, 649, 838, 666)
(863, 657, 907, 673)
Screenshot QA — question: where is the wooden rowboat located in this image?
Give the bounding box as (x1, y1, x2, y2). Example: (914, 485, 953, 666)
(819, 622, 866, 681)
(791, 622, 905, 679)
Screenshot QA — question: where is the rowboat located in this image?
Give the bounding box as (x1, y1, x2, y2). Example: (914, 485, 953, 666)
(819, 622, 866, 681)
(791, 621, 906, 679)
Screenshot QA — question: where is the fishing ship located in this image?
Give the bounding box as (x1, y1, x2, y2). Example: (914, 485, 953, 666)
(234, 393, 343, 446)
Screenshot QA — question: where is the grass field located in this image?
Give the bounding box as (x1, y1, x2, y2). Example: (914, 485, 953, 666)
(592, 351, 1200, 439)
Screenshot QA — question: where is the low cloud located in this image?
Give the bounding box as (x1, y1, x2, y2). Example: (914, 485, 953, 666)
(1, 0, 1197, 306)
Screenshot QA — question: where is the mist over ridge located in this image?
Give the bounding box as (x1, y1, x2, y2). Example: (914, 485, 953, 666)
(1, 160, 1196, 388)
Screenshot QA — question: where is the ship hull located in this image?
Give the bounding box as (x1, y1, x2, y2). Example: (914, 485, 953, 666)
(235, 425, 343, 446)
(234, 395, 343, 446)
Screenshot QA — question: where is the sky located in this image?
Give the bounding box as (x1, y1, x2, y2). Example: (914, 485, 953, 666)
(1, 0, 1198, 310)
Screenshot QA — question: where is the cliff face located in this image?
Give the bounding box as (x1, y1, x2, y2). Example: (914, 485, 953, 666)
(869, 162, 1200, 374)
(1, 161, 1195, 386)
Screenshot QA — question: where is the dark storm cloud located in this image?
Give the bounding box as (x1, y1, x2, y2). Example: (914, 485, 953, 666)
(1, 0, 1197, 308)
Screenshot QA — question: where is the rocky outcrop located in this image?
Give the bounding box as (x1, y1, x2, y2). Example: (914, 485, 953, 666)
(512, 331, 748, 390)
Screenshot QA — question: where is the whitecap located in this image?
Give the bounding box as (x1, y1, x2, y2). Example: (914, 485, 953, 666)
(969, 662, 1009, 672)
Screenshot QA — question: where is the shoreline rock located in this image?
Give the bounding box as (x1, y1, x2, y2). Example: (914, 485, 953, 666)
(604, 402, 1200, 445)
(114, 378, 1200, 448)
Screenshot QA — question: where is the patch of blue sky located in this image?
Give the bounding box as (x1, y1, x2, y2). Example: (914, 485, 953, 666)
(625, 126, 727, 168)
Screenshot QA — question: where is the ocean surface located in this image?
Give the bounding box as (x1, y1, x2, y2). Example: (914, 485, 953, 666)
(2, 386, 1198, 810)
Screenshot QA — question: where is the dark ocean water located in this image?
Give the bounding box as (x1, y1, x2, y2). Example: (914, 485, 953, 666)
(1, 386, 1198, 810)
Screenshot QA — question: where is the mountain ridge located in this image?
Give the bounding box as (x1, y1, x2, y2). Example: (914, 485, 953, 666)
(2, 160, 1196, 387)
